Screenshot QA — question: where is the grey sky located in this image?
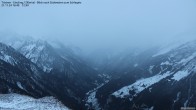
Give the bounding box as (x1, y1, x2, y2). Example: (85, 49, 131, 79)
(0, 0, 196, 51)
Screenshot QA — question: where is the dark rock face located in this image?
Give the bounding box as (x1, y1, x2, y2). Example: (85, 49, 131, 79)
(0, 43, 51, 98)
(0, 41, 103, 110)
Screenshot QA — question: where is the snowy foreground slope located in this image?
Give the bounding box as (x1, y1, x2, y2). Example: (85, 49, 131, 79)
(0, 93, 70, 110)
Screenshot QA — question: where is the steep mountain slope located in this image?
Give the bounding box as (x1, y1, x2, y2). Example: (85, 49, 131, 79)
(91, 40, 196, 110)
(0, 59, 50, 97)
(0, 42, 52, 97)
(19, 40, 102, 87)
(87, 48, 158, 109)
(0, 42, 92, 109)
(0, 38, 104, 109)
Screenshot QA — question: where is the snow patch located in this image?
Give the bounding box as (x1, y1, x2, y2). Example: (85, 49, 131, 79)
(86, 80, 109, 110)
(149, 88, 152, 92)
(20, 42, 45, 63)
(153, 44, 180, 57)
(149, 106, 154, 110)
(171, 70, 190, 81)
(0, 54, 15, 65)
(43, 66, 52, 72)
(24, 44, 36, 51)
(174, 92, 181, 103)
(16, 82, 25, 90)
(148, 65, 154, 74)
(86, 92, 100, 110)
(4, 55, 11, 62)
(178, 52, 196, 65)
(161, 61, 172, 65)
(134, 63, 138, 67)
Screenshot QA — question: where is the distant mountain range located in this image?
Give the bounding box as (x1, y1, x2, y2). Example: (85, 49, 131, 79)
(0, 36, 196, 110)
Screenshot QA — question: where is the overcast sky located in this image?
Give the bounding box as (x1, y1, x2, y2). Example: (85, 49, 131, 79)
(0, 0, 196, 51)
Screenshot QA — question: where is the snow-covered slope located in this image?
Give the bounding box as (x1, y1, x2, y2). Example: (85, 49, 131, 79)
(0, 93, 70, 110)
(94, 40, 196, 110)
(0, 43, 21, 65)
(112, 40, 196, 99)
(18, 40, 54, 72)
(153, 37, 196, 57)
(112, 71, 172, 98)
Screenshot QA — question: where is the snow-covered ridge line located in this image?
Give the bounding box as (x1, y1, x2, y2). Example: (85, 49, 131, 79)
(112, 71, 172, 98)
(177, 52, 196, 65)
(0, 93, 70, 110)
(152, 39, 196, 57)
